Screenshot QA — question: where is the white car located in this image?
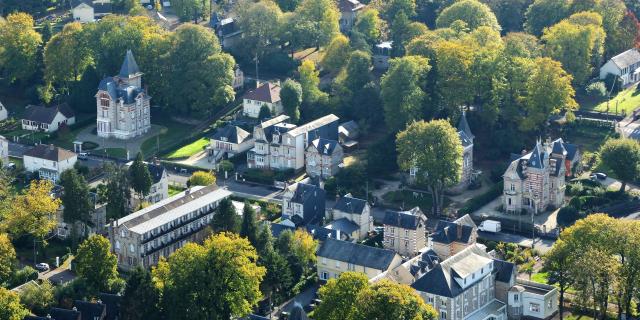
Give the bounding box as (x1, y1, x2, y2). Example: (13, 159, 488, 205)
(35, 262, 50, 272)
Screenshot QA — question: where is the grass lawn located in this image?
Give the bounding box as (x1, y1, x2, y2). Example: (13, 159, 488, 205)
(582, 86, 640, 115)
(530, 271, 549, 284)
(141, 110, 198, 158)
(382, 190, 450, 211)
(97, 148, 128, 159)
(165, 137, 209, 159)
(168, 185, 185, 197)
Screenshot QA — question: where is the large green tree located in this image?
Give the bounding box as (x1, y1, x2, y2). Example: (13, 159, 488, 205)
(103, 163, 131, 220)
(44, 22, 92, 88)
(480, 0, 530, 32)
(121, 267, 162, 320)
(0, 12, 42, 83)
(396, 120, 462, 215)
(19, 280, 54, 316)
(236, 0, 283, 61)
(75, 235, 120, 293)
(153, 233, 266, 320)
(240, 202, 260, 250)
(321, 35, 351, 73)
(0, 288, 29, 320)
(188, 171, 217, 186)
(436, 0, 501, 32)
(524, 0, 572, 36)
(59, 169, 93, 226)
(1, 180, 60, 241)
(290, 0, 340, 48)
(129, 153, 153, 200)
(354, 8, 384, 44)
(598, 138, 640, 192)
(380, 56, 431, 132)
(172, 0, 210, 22)
(0, 233, 15, 284)
(314, 272, 370, 320)
(211, 198, 240, 233)
(280, 79, 303, 123)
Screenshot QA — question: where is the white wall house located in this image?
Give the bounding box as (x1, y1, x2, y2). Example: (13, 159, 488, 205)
(24, 144, 77, 182)
(208, 125, 254, 163)
(599, 48, 640, 86)
(21, 103, 76, 133)
(0, 101, 8, 122)
(242, 82, 282, 118)
(72, 0, 94, 23)
(305, 138, 343, 179)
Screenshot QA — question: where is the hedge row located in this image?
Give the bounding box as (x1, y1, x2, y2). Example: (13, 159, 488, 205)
(458, 181, 504, 215)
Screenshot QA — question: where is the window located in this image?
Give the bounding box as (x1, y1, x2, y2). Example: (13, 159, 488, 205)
(390, 238, 394, 246)
(348, 263, 355, 271)
(321, 272, 329, 280)
(405, 240, 409, 249)
(440, 311, 447, 320)
(529, 303, 540, 313)
(514, 294, 519, 302)
(427, 296, 434, 303)
(405, 230, 409, 237)
(335, 261, 340, 268)
(390, 227, 395, 235)
(129, 244, 135, 253)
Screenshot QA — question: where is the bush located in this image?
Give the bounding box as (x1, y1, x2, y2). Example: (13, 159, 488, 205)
(585, 81, 607, 98)
(8, 266, 38, 288)
(490, 163, 508, 183)
(557, 206, 580, 226)
(566, 182, 584, 196)
(604, 74, 622, 95)
(459, 181, 503, 215)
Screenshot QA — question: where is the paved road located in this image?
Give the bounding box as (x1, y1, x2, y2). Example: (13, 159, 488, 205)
(477, 231, 554, 254)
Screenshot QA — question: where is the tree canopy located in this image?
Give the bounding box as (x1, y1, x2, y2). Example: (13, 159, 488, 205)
(188, 171, 217, 186)
(280, 79, 303, 123)
(0, 12, 42, 83)
(60, 169, 93, 226)
(436, 0, 501, 33)
(598, 138, 640, 192)
(129, 153, 153, 199)
(75, 235, 120, 293)
(0, 288, 29, 320)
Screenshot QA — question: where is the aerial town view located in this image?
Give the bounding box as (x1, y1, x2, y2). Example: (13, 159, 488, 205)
(1, 0, 640, 319)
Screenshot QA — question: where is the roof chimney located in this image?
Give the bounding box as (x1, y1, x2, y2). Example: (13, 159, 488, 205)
(457, 224, 462, 240)
(49, 144, 55, 151)
(72, 307, 78, 311)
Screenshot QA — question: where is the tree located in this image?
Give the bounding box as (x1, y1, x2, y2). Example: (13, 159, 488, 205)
(59, 169, 93, 226)
(236, 0, 283, 61)
(44, 22, 92, 88)
(543, 13, 605, 85)
(298, 60, 326, 105)
(357, 280, 437, 320)
(69, 65, 100, 113)
(0, 233, 15, 284)
(599, 139, 640, 192)
(120, 267, 162, 320)
(240, 202, 260, 246)
(2, 180, 60, 240)
(524, 0, 572, 36)
(19, 280, 54, 315)
(129, 153, 152, 200)
(481, 0, 530, 32)
(521, 57, 577, 131)
(434, 40, 475, 115)
(436, 0, 501, 32)
(172, 0, 210, 22)
(314, 272, 370, 320)
(503, 32, 542, 58)
(153, 233, 266, 320)
(291, 0, 340, 48)
(280, 79, 303, 123)
(396, 120, 462, 215)
(211, 198, 240, 233)
(276, 0, 301, 11)
(607, 10, 640, 58)
(544, 239, 573, 320)
(383, 0, 417, 20)
(0, 12, 42, 83)
(354, 8, 383, 44)
(75, 235, 119, 293)
(275, 229, 317, 279)
(104, 163, 131, 220)
(258, 104, 273, 120)
(188, 171, 217, 186)
(0, 288, 29, 320)
(380, 56, 431, 132)
(321, 35, 351, 73)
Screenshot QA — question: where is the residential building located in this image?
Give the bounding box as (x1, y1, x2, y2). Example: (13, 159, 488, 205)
(242, 82, 283, 118)
(305, 138, 343, 178)
(74, 299, 107, 320)
(71, 0, 112, 23)
(56, 193, 106, 239)
(212, 16, 242, 49)
(331, 193, 373, 240)
(338, 120, 359, 149)
(282, 182, 326, 225)
(338, 0, 365, 32)
(96, 50, 151, 140)
(124, 160, 169, 206)
(382, 207, 427, 257)
(108, 185, 232, 270)
(373, 41, 392, 70)
(551, 138, 581, 177)
(410, 112, 474, 187)
(503, 138, 574, 214)
(317, 238, 402, 280)
(0, 135, 8, 165)
(507, 280, 559, 320)
(24, 144, 77, 182)
(599, 48, 640, 86)
(22, 103, 76, 133)
(371, 248, 441, 285)
(0, 101, 8, 121)
(431, 215, 478, 260)
(49, 307, 82, 320)
(233, 65, 244, 90)
(247, 114, 340, 171)
(208, 124, 254, 163)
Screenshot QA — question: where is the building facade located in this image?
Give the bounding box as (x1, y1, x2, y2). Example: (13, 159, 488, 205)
(382, 207, 427, 257)
(108, 185, 232, 271)
(0, 136, 8, 165)
(208, 125, 254, 163)
(305, 138, 343, 179)
(338, 0, 365, 32)
(431, 215, 478, 260)
(599, 48, 640, 86)
(317, 238, 402, 280)
(96, 50, 151, 140)
(242, 82, 282, 118)
(24, 144, 77, 182)
(22, 103, 76, 133)
(331, 194, 373, 241)
(503, 139, 575, 214)
(282, 182, 326, 225)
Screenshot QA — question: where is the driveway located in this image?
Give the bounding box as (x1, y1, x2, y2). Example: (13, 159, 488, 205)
(75, 124, 164, 158)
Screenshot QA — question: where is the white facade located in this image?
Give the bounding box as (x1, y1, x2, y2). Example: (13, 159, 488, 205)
(507, 280, 559, 320)
(599, 48, 640, 86)
(242, 82, 282, 118)
(23, 145, 77, 182)
(0, 136, 8, 165)
(243, 98, 282, 119)
(72, 3, 94, 23)
(0, 102, 8, 122)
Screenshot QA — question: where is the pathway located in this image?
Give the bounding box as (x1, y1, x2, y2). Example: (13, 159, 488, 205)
(75, 124, 164, 157)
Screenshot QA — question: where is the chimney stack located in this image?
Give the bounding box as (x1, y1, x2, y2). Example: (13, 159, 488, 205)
(457, 224, 462, 240)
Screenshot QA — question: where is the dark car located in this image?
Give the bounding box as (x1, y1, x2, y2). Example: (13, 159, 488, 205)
(592, 172, 607, 180)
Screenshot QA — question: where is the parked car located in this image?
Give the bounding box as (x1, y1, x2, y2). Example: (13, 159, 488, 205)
(478, 220, 501, 233)
(591, 172, 607, 180)
(78, 152, 88, 160)
(35, 263, 49, 272)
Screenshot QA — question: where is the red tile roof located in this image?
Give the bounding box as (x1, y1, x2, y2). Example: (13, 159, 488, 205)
(243, 82, 281, 104)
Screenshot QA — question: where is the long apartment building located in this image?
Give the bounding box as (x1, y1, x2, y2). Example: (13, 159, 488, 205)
(107, 185, 232, 271)
(247, 114, 339, 171)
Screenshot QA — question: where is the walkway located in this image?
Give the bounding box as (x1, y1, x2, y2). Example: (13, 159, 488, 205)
(75, 124, 164, 157)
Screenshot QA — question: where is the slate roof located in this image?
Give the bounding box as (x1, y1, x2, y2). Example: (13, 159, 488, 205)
(290, 183, 325, 225)
(610, 48, 640, 69)
(119, 50, 141, 78)
(270, 223, 295, 238)
(71, 0, 93, 8)
(309, 138, 339, 156)
(24, 144, 76, 162)
(339, 120, 359, 139)
(93, 1, 112, 14)
(98, 77, 146, 104)
(24, 316, 50, 320)
(49, 307, 81, 320)
(458, 130, 473, 147)
(339, 0, 365, 12)
(317, 238, 398, 270)
(325, 217, 360, 235)
(23, 103, 75, 124)
(333, 194, 367, 214)
(382, 207, 425, 230)
(98, 293, 121, 320)
(290, 303, 310, 320)
(552, 138, 579, 161)
(493, 259, 515, 283)
(431, 215, 477, 245)
(212, 125, 251, 144)
(74, 300, 106, 320)
(243, 82, 281, 104)
(307, 224, 340, 241)
(287, 114, 339, 137)
(147, 162, 165, 184)
(457, 111, 474, 140)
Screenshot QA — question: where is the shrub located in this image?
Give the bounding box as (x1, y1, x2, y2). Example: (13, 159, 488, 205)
(217, 160, 234, 173)
(261, 52, 299, 76)
(459, 181, 503, 215)
(585, 81, 607, 98)
(604, 74, 622, 95)
(557, 206, 580, 226)
(8, 266, 38, 288)
(566, 182, 584, 196)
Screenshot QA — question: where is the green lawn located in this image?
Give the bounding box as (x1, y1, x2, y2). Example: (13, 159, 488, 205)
(165, 137, 209, 159)
(530, 271, 549, 284)
(141, 111, 198, 158)
(168, 185, 185, 196)
(584, 86, 640, 115)
(97, 148, 128, 159)
(382, 190, 451, 212)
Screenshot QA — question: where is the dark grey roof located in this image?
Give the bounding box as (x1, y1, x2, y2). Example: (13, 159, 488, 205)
(493, 259, 515, 283)
(24, 144, 76, 162)
(551, 138, 567, 156)
(382, 207, 424, 230)
(24, 316, 50, 320)
(23, 103, 75, 124)
(49, 307, 81, 320)
(457, 111, 474, 140)
(326, 218, 359, 235)
(93, 1, 112, 14)
(431, 217, 475, 245)
(98, 77, 146, 104)
(290, 303, 310, 320)
(291, 183, 325, 224)
(412, 264, 457, 297)
(147, 163, 165, 184)
(248, 315, 270, 320)
(333, 195, 367, 214)
(458, 130, 473, 147)
(339, 120, 359, 135)
(309, 138, 339, 156)
(271, 223, 295, 238)
(119, 50, 141, 78)
(71, 0, 93, 8)
(307, 224, 340, 241)
(98, 293, 121, 320)
(317, 238, 398, 270)
(212, 125, 251, 144)
(553, 138, 579, 161)
(527, 143, 545, 169)
(74, 300, 106, 320)
(610, 48, 640, 69)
